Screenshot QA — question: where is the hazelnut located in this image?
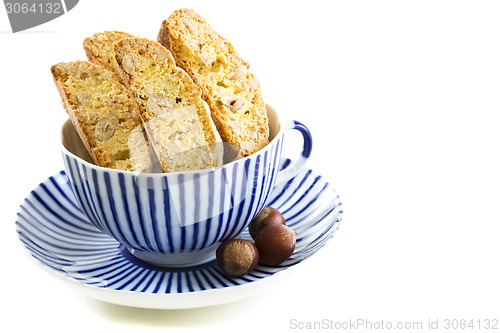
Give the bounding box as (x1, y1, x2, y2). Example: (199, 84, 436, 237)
(188, 39, 203, 52)
(79, 72, 90, 80)
(216, 238, 259, 277)
(76, 92, 91, 106)
(95, 118, 117, 141)
(220, 95, 245, 113)
(146, 93, 175, 116)
(121, 55, 135, 75)
(181, 18, 198, 34)
(255, 224, 297, 266)
(227, 66, 247, 80)
(248, 206, 286, 240)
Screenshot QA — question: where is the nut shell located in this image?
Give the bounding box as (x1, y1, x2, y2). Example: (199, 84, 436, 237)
(216, 238, 259, 277)
(255, 224, 296, 266)
(249, 206, 286, 240)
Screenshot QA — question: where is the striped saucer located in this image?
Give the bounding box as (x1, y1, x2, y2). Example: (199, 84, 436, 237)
(16, 159, 343, 309)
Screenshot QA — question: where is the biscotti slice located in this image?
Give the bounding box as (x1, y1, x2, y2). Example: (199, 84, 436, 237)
(83, 31, 134, 80)
(114, 37, 222, 172)
(158, 8, 269, 156)
(51, 60, 159, 172)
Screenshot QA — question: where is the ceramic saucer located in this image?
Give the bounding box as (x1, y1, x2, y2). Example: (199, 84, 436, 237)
(16, 159, 343, 309)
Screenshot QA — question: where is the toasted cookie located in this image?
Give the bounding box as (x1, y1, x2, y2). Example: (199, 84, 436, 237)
(114, 37, 222, 172)
(158, 9, 269, 156)
(51, 60, 157, 172)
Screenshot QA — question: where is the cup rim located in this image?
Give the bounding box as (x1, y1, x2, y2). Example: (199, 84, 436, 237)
(61, 104, 284, 176)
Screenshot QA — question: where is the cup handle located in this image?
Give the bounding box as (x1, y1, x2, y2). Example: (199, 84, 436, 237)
(275, 120, 313, 185)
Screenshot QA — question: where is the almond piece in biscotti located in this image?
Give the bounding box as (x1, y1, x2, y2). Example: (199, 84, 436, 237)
(158, 9, 270, 156)
(227, 66, 246, 80)
(113, 37, 222, 172)
(52, 60, 156, 171)
(221, 95, 245, 113)
(121, 55, 135, 74)
(83, 31, 135, 80)
(146, 93, 175, 116)
(95, 118, 118, 141)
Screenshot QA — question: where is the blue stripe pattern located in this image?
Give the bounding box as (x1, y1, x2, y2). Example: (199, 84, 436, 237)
(61, 134, 284, 255)
(16, 159, 343, 294)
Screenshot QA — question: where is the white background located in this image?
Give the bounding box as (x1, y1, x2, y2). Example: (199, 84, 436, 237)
(2, 0, 499, 332)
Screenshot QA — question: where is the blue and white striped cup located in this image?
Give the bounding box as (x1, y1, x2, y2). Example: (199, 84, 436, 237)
(61, 106, 312, 266)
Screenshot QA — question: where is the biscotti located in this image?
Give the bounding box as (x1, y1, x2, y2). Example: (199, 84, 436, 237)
(51, 60, 157, 172)
(158, 9, 269, 156)
(114, 37, 223, 172)
(83, 30, 134, 80)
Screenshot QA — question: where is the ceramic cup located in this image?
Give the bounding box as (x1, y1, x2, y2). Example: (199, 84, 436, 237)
(61, 106, 312, 266)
